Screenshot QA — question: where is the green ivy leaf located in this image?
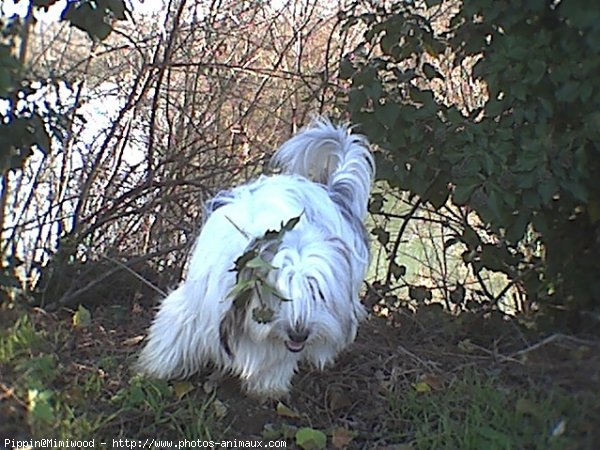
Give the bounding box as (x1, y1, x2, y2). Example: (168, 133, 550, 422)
(389, 261, 406, 279)
(295, 427, 327, 450)
(375, 102, 400, 130)
(61, 0, 127, 41)
(230, 249, 258, 273)
(556, 81, 580, 103)
(368, 193, 385, 213)
(409, 285, 432, 302)
(339, 58, 354, 80)
(371, 227, 390, 247)
(101, 0, 128, 20)
(424, 0, 444, 8)
(422, 62, 443, 80)
(452, 183, 478, 205)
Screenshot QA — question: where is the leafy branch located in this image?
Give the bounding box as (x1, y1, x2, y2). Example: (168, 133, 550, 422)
(226, 214, 302, 323)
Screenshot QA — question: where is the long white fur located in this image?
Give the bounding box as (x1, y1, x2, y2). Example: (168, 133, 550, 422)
(137, 117, 375, 397)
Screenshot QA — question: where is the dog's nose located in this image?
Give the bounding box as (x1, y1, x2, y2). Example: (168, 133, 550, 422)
(288, 328, 309, 343)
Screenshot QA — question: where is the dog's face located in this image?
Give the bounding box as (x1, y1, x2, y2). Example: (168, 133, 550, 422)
(219, 234, 361, 358)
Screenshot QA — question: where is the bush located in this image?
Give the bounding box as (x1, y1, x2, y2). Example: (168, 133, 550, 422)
(340, 0, 600, 328)
(0, 0, 128, 302)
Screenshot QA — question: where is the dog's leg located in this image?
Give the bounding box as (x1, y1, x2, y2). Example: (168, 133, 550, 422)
(137, 286, 205, 379)
(242, 359, 297, 399)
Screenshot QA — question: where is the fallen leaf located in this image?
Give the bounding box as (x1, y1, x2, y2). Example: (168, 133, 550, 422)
(419, 374, 444, 391)
(331, 427, 355, 449)
(276, 401, 301, 419)
(173, 381, 194, 398)
(412, 382, 431, 393)
(72, 305, 91, 328)
(296, 427, 327, 450)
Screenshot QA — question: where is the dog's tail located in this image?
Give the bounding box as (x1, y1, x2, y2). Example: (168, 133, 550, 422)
(271, 117, 375, 219)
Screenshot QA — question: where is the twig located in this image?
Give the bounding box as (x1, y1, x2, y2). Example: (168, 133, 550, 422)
(0, 381, 26, 407)
(146, 0, 188, 186)
(462, 341, 522, 364)
(225, 215, 251, 239)
(473, 269, 495, 302)
(102, 256, 167, 297)
(512, 333, 599, 357)
(396, 344, 441, 373)
(385, 198, 421, 286)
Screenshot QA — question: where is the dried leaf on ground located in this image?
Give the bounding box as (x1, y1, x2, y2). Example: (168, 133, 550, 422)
(173, 381, 194, 399)
(331, 427, 355, 449)
(72, 305, 91, 328)
(276, 401, 301, 419)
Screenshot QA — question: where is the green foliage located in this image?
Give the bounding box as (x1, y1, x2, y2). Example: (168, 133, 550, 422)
(62, 0, 128, 41)
(28, 388, 55, 425)
(72, 304, 92, 328)
(0, 314, 43, 361)
(0, 16, 50, 173)
(112, 376, 172, 411)
(0, 0, 128, 172)
(0, 255, 23, 302)
(295, 427, 327, 450)
(1, 309, 216, 440)
(0, 314, 62, 432)
(340, 0, 600, 324)
(227, 215, 301, 323)
(18, 353, 59, 388)
(386, 369, 588, 450)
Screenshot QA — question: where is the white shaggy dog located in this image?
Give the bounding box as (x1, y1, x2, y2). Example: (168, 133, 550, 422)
(137, 118, 374, 397)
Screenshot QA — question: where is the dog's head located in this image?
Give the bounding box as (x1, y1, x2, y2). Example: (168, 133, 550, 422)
(219, 228, 366, 358)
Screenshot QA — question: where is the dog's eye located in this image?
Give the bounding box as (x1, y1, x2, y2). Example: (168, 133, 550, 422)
(317, 287, 325, 302)
(307, 277, 325, 302)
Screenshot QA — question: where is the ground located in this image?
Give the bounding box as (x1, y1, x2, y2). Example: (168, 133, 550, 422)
(1, 298, 599, 450)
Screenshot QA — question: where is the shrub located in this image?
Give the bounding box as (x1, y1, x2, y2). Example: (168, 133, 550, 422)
(340, 0, 600, 328)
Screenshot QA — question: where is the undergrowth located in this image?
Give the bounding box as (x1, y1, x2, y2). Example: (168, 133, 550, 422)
(0, 305, 597, 449)
(385, 368, 592, 450)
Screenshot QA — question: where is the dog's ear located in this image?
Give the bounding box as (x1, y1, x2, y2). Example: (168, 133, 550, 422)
(219, 306, 242, 357)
